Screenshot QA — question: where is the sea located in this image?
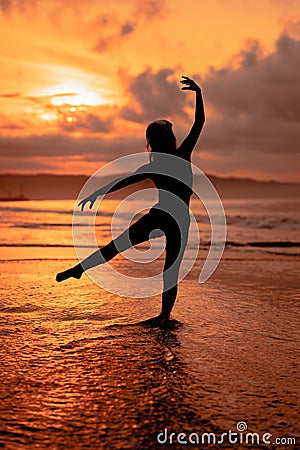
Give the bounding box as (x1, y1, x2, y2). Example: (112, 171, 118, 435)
(0, 197, 299, 260)
(0, 198, 299, 449)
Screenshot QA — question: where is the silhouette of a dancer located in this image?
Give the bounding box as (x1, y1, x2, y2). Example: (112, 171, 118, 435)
(56, 76, 205, 326)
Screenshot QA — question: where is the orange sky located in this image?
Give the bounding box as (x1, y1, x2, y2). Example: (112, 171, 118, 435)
(0, 0, 299, 181)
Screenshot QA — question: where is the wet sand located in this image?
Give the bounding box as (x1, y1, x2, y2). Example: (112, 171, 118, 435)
(0, 253, 299, 449)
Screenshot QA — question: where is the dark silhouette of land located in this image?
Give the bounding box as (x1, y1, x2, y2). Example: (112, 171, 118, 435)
(0, 173, 299, 200)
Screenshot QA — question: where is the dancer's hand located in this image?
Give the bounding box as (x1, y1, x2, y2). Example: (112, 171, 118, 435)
(78, 193, 97, 211)
(180, 76, 201, 92)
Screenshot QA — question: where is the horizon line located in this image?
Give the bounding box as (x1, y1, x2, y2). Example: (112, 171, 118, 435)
(0, 171, 299, 185)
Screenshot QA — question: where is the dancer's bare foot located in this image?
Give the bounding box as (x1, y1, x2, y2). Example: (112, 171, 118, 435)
(56, 264, 83, 282)
(142, 314, 170, 328)
(156, 314, 170, 328)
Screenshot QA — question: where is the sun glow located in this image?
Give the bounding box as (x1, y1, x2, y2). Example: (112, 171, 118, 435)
(50, 90, 104, 106)
(37, 80, 112, 107)
(50, 91, 103, 106)
(36, 79, 113, 123)
(40, 111, 57, 122)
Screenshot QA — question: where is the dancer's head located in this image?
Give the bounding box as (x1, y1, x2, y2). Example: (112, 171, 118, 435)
(146, 119, 176, 160)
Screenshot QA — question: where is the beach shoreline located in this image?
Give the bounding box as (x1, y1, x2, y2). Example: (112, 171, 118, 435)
(0, 254, 299, 449)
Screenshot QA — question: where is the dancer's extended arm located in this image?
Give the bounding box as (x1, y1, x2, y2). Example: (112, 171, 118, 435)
(179, 76, 205, 159)
(78, 165, 150, 211)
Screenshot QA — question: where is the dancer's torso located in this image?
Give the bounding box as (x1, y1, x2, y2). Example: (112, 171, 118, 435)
(147, 154, 193, 213)
(150, 155, 193, 206)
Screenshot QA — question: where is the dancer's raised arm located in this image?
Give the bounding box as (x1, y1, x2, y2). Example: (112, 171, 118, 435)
(78, 164, 150, 211)
(179, 76, 205, 160)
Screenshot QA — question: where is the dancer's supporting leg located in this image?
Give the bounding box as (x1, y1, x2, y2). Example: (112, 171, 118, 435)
(159, 218, 189, 320)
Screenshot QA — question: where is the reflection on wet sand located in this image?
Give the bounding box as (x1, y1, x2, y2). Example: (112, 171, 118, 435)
(0, 319, 218, 449)
(0, 259, 299, 449)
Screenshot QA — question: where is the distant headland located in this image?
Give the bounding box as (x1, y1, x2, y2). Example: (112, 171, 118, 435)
(0, 173, 299, 200)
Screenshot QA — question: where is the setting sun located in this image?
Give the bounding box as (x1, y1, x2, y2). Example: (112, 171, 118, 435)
(50, 90, 104, 107)
(48, 81, 110, 107)
(40, 111, 57, 122)
(34, 78, 115, 127)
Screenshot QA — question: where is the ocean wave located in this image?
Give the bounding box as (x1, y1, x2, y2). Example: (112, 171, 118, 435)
(9, 223, 111, 229)
(0, 243, 98, 248)
(0, 241, 299, 249)
(0, 206, 74, 214)
(225, 240, 300, 248)
(2, 215, 299, 231)
(0, 206, 113, 217)
(195, 213, 300, 230)
(225, 215, 299, 230)
(1, 204, 299, 231)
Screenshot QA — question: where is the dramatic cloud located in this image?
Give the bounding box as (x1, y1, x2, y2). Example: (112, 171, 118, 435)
(0, 112, 24, 130)
(60, 113, 113, 134)
(92, 13, 128, 53)
(0, 0, 35, 13)
(0, 91, 116, 136)
(203, 34, 300, 123)
(0, 92, 21, 98)
(194, 29, 300, 180)
(0, 0, 17, 12)
(93, 0, 166, 53)
(0, 0, 299, 182)
(121, 68, 188, 123)
(0, 134, 144, 160)
(134, 0, 166, 19)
